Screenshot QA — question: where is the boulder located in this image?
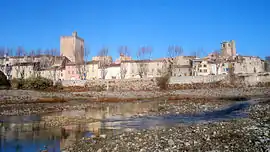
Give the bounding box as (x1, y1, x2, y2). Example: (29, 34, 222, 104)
(0, 71, 10, 89)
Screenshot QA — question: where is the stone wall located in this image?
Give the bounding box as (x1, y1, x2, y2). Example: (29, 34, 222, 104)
(237, 73, 270, 86)
(169, 75, 226, 84)
(61, 78, 158, 91)
(61, 80, 87, 87)
(60, 73, 270, 90)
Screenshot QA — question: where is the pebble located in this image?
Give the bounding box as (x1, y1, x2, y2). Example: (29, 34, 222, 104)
(168, 139, 174, 146)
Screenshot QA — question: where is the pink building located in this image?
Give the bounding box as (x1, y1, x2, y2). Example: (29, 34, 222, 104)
(63, 63, 81, 80)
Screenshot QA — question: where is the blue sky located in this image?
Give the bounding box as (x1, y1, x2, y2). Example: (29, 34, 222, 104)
(0, 0, 269, 60)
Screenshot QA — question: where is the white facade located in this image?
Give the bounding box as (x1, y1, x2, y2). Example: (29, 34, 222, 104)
(98, 65, 121, 79)
(121, 60, 165, 79)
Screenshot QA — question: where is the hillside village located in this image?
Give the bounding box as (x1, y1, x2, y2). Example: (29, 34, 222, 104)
(0, 32, 269, 82)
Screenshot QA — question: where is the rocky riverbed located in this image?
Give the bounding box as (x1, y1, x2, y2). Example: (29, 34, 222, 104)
(1, 88, 270, 151)
(63, 99, 270, 152)
(1, 87, 269, 116)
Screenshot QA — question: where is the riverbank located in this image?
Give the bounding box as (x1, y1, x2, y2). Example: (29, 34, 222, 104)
(64, 99, 270, 152)
(0, 87, 269, 117)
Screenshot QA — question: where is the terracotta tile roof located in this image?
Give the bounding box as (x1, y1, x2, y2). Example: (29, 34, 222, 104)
(66, 61, 99, 66)
(12, 62, 40, 66)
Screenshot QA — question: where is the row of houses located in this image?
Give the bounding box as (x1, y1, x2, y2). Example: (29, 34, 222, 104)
(0, 53, 267, 81)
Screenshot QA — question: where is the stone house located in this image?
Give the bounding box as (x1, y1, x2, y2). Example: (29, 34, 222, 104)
(115, 53, 132, 64)
(193, 55, 265, 76)
(192, 59, 227, 76)
(172, 56, 195, 76)
(98, 63, 121, 79)
(63, 63, 83, 80)
(85, 61, 99, 80)
(92, 56, 113, 65)
(121, 59, 165, 79)
(63, 61, 99, 80)
(39, 67, 64, 81)
(10, 62, 40, 79)
(232, 56, 265, 74)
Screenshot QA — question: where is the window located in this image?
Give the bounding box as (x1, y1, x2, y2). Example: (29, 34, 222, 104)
(152, 69, 154, 73)
(199, 69, 202, 72)
(68, 71, 70, 74)
(228, 44, 231, 47)
(72, 71, 74, 74)
(204, 69, 207, 73)
(203, 64, 207, 67)
(61, 73, 63, 77)
(157, 63, 159, 66)
(223, 44, 226, 47)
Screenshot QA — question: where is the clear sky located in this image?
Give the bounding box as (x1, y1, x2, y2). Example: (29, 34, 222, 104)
(0, 0, 269, 60)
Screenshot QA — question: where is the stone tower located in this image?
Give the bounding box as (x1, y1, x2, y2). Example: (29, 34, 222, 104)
(221, 40, 237, 57)
(60, 31, 84, 63)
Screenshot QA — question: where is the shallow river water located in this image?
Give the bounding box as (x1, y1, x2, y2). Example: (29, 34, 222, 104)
(0, 100, 254, 152)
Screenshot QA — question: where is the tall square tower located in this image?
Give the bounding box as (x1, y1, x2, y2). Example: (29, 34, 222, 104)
(60, 32, 84, 63)
(221, 40, 236, 57)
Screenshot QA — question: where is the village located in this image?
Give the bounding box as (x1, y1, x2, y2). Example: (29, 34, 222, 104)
(0, 32, 270, 152)
(1, 31, 269, 84)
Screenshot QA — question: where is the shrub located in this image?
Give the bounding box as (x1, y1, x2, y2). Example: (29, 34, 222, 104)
(11, 78, 21, 89)
(11, 76, 53, 90)
(54, 80, 63, 90)
(0, 71, 11, 89)
(156, 74, 170, 90)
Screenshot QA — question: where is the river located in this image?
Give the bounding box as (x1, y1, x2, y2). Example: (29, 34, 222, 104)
(0, 99, 255, 152)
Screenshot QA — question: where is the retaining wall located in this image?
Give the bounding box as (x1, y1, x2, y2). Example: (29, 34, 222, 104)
(59, 73, 270, 89)
(169, 75, 226, 84)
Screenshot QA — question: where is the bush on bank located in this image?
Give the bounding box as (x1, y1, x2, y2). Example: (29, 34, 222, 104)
(0, 71, 11, 89)
(156, 74, 170, 90)
(11, 76, 54, 90)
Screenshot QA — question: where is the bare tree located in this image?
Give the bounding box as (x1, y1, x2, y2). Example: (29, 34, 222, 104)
(5, 48, 13, 79)
(49, 49, 58, 80)
(44, 49, 50, 55)
(28, 50, 37, 77)
(119, 46, 130, 57)
(119, 46, 130, 79)
(7, 48, 13, 56)
(136, 46, 152, 78)
(98, 48, 109, 79)
(166, 45, 183, 76)
(191, 48, 204, 59)
(35, 49, 42, 56)
(14, 47, 26, 79)
(0, 47, 5, 57)
(82, 46, 90, 80)
(120, 64, 127, 79)
(212, 50, 225, 75)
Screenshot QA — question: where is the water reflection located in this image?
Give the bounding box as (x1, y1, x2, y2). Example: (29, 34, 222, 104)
(101, 101, 251, 129)
(0, 121, 115, 152)
(0, 100, 252, 152)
